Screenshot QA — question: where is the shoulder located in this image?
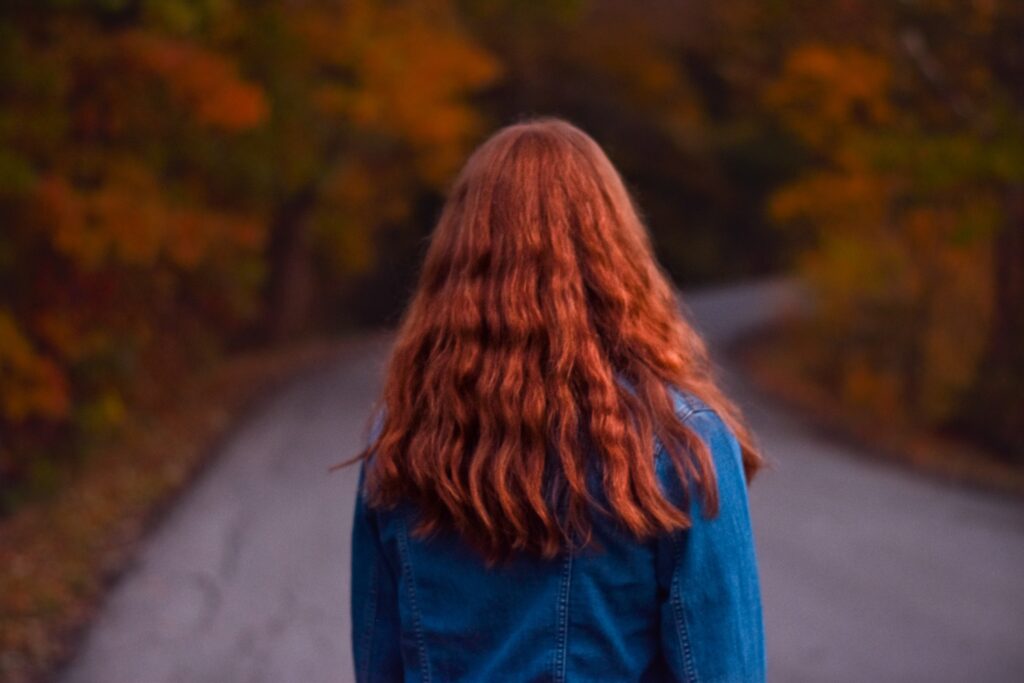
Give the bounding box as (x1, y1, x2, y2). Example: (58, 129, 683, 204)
(359, 404, 387, 473)
(665, 384, 713, 423)
(614, 372, 714, 423)
(666, 386, 740, 466)
(368, 403, 387, 442)
(657, 386, 747, 513)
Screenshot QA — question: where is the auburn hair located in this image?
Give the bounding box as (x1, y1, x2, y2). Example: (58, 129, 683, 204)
(339, 116, 764, 563)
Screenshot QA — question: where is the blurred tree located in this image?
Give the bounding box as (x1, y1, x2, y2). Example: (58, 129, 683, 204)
(0, 1, 270, 503)
(0, 0, 499, 505)
(762, 0, 1024, 459)
(458, 0, 793, 283)
(237, 0, 499, 338)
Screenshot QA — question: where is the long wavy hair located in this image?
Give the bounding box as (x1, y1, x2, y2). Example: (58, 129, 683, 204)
(340, 116, 764, 563)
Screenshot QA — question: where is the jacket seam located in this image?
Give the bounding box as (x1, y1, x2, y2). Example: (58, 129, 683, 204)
(670, 534, 699, 682)
(359, 550, 379, 682)
(553, 552, 573, 683)
(676, 406, 718, 682)
(656, 404, 695, 464)
(397, 523, 432, 683)
(681, 406, 713, 426)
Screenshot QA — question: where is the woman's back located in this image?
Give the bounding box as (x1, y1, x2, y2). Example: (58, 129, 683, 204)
(341, 116, 767, 681)
(351, 387, 765, 682)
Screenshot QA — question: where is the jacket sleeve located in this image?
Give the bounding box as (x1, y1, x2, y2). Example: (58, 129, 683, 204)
(350, 413, 403, 681)
(656, 408, 767, 683)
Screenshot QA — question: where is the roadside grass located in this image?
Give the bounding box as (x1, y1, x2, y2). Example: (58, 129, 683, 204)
(730, 323, 1024, 498)
(0, 338, 346, 683)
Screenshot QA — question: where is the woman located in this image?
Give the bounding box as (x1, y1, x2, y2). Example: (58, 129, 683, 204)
(342, 117, 766, 682)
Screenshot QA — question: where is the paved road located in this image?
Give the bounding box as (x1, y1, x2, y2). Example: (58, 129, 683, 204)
(59, 278, 1024, 683)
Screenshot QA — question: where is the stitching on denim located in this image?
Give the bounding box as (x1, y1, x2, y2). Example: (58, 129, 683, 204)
(670, 534, 699, 683)
(681, 407, 714, 427)
(358, 552, 379, 682)
(656, 403, 694, 467)
(671, 384, 698, 422)
(397, 523, 432, 683)
(553, 552, 573, 683)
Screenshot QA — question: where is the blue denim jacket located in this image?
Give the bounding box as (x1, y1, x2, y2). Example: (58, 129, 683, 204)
(350, 388, 766, 682)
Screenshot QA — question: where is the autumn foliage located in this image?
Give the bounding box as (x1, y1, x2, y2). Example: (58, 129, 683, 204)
(759, 0, 1024, 459)
(2, 0, 1021, 512)
(0, 0, 499, 508)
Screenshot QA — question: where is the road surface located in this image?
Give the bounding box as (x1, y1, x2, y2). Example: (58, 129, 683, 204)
(59, 277, 1024, 683)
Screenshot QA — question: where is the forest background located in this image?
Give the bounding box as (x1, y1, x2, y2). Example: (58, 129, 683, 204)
(4, 0, 1019, 679)
(7, 0, 1021, 503)
(1, 1, 1022, 676)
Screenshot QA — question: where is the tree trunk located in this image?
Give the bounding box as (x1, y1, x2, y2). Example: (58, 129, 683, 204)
(262, 183, 319, 342)
(952, 185, 1024, 461)
(988, 187, 1024, 375)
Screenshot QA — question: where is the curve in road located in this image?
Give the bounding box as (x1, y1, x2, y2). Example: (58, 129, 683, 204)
(59, 278, 1024, 683)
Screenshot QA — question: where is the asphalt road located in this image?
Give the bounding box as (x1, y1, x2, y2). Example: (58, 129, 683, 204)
(59, 277, 1024, 683)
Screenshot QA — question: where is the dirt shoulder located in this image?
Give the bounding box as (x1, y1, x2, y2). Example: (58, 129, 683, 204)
(0, 337, 349, 683)
(728, 325, 1024, 500)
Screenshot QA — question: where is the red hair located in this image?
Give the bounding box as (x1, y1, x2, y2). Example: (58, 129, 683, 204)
(340, 116, 764, 562)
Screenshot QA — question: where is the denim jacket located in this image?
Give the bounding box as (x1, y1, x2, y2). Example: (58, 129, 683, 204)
(350, 387, 766, 682)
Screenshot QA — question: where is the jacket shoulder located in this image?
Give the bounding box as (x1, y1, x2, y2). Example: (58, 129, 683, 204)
(665, 384, 713, 422)
(656, 386, 746, 512)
